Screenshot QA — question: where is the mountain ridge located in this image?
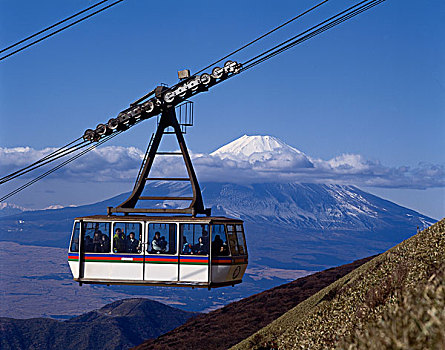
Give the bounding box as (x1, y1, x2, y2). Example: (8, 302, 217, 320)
(0, 298, 198, 350)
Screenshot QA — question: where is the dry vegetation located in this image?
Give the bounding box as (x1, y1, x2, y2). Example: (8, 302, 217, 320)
(341, 267, 444, 349)
(233, 218, 445, 350)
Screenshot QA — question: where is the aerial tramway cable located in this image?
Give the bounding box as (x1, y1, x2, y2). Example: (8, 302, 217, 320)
(0, 130, 123, 202)
(0, 140, 90, 184)
(0, 0, 109, 55)
(0, 0, 126, 62)
(193, 0, 330, 76)
(239, 0, 384, 73)
(0, 137, 87, 184)
(0, 0, 385, 200)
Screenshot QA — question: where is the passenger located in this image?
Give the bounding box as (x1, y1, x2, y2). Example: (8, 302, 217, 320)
(93, 230, 102, 253)
(113, 228, 126, 253)
(221, 241, 229, 256)
(100, 233, 110, 252)
(212, 234, 224, 256)
(159, 236, 167, 253)
(151, 231, 162, 254)
(182, 236, 192, 254)
(85, 236, 94, 252)
(202, 229, 209, 247)
(126, 232, 140, 253)
(71, 237, 79, 252)
(193, 236, 208, 255)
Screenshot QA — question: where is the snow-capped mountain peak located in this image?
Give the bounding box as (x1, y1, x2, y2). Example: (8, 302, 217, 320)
(210, 135, 313, 168)
(211, 135, 301, 158)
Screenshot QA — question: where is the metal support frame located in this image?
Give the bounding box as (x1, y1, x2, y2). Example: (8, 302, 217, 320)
(108, 107, 210, 216)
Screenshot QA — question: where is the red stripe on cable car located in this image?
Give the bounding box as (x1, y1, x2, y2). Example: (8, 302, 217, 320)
(180, 256, 208, 265)
(145, 257, 178, 263)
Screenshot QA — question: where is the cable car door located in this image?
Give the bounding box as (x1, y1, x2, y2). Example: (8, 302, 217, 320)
(179, 223, 210, 283)
(144, 223, 179, 282)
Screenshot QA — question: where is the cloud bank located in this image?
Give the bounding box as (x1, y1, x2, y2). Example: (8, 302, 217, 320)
(0, 141, 443, 190)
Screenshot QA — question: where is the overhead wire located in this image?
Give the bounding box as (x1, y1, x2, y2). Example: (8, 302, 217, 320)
(0, 0, 109, 55)
(0, 116, 148, 201)
(240, 0, 384, 73)
(0, 130, 123, 202)
(193, 0, 330, 76)
(0, 0, 125, 62)
(0, 138, 90, 184)
(0, 0, 385, 200)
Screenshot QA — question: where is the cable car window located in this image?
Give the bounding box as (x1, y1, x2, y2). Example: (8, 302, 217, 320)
(83, 222, 111, 253)
(211, 224, 229, 256)
(235, 224, 247, 255)
(70, 222, 80, 252)
(181, 224, 209, 255)
(226, 225, 239, 256)
(148, 223, 176, 254)
(113, 222, 142, 254)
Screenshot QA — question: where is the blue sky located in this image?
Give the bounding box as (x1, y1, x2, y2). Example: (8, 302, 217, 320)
(0, 0, 444, 218)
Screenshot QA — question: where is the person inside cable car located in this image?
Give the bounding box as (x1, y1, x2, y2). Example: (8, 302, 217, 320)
(126, 232, 140, 253)
(85, 235, 94, 252)
(182, 236, 192, 254)
(151, 231, 162, 254)
(159, 236, 167, 253)
(193, 236, 208, 255)
(113, 228, 126, 253)
(212, 234, 224, 256)
(100, 233, 110, 253)
(93, 230, 102, 253)
(202, 229, 209, 247)
(221, 241, 229, 256)
(71, 234, 79, 252)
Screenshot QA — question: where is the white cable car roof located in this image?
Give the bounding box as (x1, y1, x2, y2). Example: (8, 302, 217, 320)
(74, 214, 243, 223)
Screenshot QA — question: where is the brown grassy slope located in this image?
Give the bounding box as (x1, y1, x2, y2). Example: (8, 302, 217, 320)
(133, 256, 374, 350)
(341, 266, 444, 349)
(233, 218, 445, 350)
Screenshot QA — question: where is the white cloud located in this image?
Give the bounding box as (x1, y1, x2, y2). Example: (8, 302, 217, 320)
(0, 143, 443, 189)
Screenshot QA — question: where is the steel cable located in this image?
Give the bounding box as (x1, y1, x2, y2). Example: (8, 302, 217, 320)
(0, 0, 109, 55)
(193, 0, 330, 76)
(0, 0, 125, 62)
(243, 1, 384, 72)
(0, 131, 123, 202)
(0, 138, 90, 184)
(241, 0, 384, 71)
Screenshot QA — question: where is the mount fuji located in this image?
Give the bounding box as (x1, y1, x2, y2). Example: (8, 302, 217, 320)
(210, 134, 314, 168)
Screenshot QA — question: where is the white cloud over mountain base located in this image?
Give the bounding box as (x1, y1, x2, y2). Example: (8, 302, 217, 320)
(1, 135, 443, 190)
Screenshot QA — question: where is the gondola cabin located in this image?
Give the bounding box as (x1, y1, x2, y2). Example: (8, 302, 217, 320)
(68, 215, 248, 289)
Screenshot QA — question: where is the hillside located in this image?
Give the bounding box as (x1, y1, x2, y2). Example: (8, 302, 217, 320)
(0, 298, 198, 350)
(234, 218, 445, 349)
(133, 256, 373, 350)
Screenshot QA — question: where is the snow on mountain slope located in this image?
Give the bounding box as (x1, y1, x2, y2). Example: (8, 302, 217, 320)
(201, 182, 435, 233)
(210, 135, 313, 168)
(0, 202, 27, 217)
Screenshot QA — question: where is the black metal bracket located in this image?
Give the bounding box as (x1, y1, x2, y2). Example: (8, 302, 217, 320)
(108, 106, 211, 217)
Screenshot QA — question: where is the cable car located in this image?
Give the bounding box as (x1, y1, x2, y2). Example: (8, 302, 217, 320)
(68, 215, 248, 288)
(68, 98, 248, 288)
